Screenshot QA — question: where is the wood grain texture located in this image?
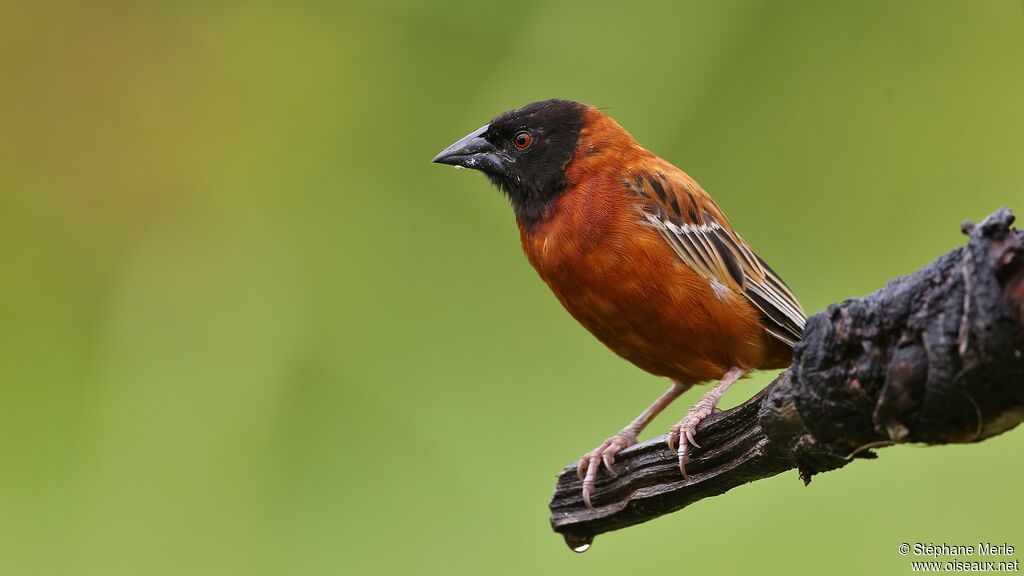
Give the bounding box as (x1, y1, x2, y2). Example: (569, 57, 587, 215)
(550, 208, 1024, 551)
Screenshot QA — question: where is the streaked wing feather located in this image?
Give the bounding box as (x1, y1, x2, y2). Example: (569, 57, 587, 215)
(627, 170, 806, 346)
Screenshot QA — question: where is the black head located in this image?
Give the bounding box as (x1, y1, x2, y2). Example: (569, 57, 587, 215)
(433, 99, 587, 229)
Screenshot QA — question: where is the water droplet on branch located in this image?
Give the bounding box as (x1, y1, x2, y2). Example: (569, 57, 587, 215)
(562, 532, 594, 553)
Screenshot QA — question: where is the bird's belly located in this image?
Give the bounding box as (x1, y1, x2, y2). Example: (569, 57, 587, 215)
(534, 236, 768, 384)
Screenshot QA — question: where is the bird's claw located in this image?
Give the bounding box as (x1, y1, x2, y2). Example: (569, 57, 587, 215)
(578, 432, 636, 510)
(667, 400, 716, 480)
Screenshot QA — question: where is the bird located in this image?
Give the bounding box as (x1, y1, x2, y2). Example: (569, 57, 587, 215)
(432, 99, 805, 509)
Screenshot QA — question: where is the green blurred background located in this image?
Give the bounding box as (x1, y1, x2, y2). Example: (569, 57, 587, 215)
(2, 1, 1022, 574)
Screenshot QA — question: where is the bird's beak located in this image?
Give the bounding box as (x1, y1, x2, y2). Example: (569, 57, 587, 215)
(432, 124, 506, 175)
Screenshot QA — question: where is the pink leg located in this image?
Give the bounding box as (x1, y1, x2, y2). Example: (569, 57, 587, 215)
(667, 367, 747, 480)
(578, 381, 689, 510)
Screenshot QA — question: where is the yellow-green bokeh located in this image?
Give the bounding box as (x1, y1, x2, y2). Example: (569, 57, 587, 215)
(1, 1, 1022, 575)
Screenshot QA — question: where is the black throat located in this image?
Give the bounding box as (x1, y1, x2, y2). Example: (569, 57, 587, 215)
(486, 173, 564, 231)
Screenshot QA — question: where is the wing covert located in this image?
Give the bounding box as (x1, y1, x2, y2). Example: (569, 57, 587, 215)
(625, 169, 806, 346)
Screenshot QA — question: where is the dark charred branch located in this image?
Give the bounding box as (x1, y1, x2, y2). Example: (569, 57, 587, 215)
(550, 208, 1024, 552)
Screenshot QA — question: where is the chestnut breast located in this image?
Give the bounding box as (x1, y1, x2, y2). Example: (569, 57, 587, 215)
(519, 173, 773, 384)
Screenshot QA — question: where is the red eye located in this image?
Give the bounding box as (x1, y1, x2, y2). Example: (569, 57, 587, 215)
(513, 131, 533, 150)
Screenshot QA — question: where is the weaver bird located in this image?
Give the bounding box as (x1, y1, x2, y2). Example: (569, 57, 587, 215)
(433, 99, 805, 509)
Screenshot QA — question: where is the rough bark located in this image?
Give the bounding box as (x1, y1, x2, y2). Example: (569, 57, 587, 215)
(550, 208, 1024, 552)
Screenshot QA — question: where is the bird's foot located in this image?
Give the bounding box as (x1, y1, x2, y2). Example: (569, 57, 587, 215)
(576, 431, 637, 510)
(666, 367, 745, 480)
(667, 396, 718, 480)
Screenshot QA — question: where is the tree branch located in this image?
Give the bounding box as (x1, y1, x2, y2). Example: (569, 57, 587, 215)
(549, 208, 1024, 552)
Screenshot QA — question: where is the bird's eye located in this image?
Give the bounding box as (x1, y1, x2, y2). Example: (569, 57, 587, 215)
(513, 130, 533, 150)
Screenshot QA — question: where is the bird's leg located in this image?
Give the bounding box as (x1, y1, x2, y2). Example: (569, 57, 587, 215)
(578, 381, 688, 509)
(667, 366, 746, 480)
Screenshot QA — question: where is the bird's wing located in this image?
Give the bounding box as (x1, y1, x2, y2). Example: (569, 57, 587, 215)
(625, 169, 806, 346)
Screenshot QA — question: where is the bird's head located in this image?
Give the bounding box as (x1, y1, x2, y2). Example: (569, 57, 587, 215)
(433, 99, 588, 228)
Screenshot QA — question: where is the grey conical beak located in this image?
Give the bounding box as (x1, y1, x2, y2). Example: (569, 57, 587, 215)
(432, 124, 506, 175)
